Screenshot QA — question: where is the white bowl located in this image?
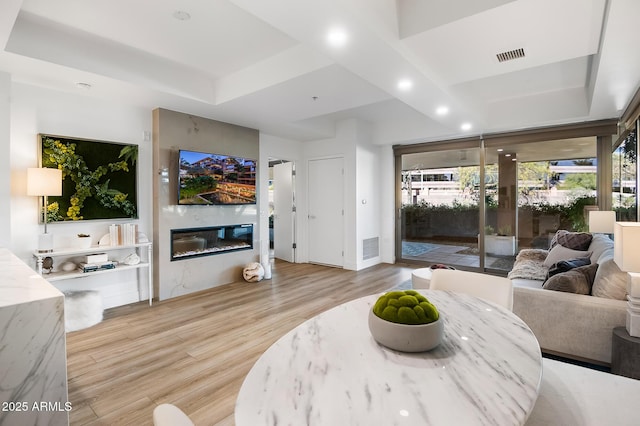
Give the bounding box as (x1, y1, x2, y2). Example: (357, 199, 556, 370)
(368, 309, 443, 352)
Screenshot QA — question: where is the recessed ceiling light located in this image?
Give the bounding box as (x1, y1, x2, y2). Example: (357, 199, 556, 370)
(436, 106, 449, 116)
(327, 28, 348, 47)
(397, 79, 413, 91)
(497, 148, 504, 152)
(172, 10, 191, 21)
(505, 153, 512, 157)
(512, 158, 517, 161)
(461, 122, 472, 131)
(75, 82, 92, 90)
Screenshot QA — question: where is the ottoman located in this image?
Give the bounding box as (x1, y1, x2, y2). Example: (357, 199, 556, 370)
(64, 290, 103, 332)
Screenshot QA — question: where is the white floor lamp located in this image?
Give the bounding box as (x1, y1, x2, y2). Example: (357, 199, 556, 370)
(27, 167, 62, 253)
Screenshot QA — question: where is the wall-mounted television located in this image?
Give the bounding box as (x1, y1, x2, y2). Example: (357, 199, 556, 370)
(178, 149, 257, 205)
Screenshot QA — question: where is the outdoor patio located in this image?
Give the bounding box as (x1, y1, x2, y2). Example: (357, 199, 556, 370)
(401, 240, 515, 271)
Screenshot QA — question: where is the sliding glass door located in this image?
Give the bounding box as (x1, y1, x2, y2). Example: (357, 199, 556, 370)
(614, 125, 637, 221)
(395, 120, 617, 273)
(399, 147, 481, 269)
(486, 138, 597, 273)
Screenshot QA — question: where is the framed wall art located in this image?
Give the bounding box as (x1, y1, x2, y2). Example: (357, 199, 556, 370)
(39, 134, 138, 222)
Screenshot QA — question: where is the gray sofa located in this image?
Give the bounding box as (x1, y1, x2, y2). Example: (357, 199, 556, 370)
(509, 233, 627, 366)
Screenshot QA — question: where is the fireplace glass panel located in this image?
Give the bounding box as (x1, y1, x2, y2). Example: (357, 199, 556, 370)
(171, 224, 253, 261)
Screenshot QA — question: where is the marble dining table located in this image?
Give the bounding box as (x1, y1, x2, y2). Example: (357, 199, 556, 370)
(235, 289, 543, 426)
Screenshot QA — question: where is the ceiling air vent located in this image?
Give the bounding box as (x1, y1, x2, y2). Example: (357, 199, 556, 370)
(496, 48, 525, 63)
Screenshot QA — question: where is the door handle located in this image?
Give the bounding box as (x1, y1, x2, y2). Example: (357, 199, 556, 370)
(309, 215, 316, 219)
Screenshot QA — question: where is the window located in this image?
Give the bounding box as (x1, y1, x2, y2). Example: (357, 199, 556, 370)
(398, 147, 481, 268)
(395, 120, 617, 273)
(613, 126, 637, 220)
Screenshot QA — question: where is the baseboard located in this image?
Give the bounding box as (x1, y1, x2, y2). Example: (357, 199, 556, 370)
(102, 289, 141, 309)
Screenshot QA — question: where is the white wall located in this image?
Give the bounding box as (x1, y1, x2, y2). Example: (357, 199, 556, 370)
(304, 119, 356, 269)
(355, 122, 382, 270)
(8, 82, 153, 308)
(0, 72, 10, 249)
(379, 144, 396, 264)
(303, 118, 390, 270)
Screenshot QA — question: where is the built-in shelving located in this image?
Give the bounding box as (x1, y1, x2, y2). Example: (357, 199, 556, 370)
(33, 242, 153, 306)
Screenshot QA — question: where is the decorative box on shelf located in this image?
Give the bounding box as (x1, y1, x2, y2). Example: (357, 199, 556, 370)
(85, 253, 108, 264)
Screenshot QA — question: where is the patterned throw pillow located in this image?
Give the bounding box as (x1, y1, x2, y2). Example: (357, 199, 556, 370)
(543, 263, 599, 294)
(549, 230, 593, 251)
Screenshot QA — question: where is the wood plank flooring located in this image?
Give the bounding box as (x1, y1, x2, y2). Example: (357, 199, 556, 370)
(65, 261, 413, 425)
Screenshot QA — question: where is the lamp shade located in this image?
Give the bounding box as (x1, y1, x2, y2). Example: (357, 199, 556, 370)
(27, 168, 62, 196)
(589, 210, 616, 233)
(613, 222, 640, 272)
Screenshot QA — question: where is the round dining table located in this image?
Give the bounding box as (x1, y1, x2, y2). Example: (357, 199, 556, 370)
(235, 289, 543, 425)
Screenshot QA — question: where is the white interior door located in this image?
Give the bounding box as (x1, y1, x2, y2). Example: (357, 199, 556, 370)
(308, 157, 344, 267)
(273, 162, 295, 262)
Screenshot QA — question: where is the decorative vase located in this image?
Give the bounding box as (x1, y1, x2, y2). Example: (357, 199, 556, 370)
(75, 236, 92, 249)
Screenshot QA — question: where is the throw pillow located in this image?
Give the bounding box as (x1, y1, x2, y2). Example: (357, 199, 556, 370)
(592, 258, 628, 300)
(588, 233, 614, 265)
(549, 230, 593, 251)
(515, 248, 549, 263)
(507, 249, 549, 281)
(548, 257, 591, 278)
(543, 244, 592, 268)
(543, 263, 598, 294)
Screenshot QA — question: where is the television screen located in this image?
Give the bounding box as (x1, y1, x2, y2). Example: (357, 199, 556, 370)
(178, 149, 257, 205)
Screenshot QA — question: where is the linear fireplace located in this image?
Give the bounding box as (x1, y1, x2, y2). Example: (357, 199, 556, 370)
(171, 224, 253, 261)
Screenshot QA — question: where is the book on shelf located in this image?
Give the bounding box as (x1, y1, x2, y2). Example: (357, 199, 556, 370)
(108, 223, 139, 246)
(78, 260, 117, 273)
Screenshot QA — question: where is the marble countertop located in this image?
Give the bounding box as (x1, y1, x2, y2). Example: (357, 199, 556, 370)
(235, 290, 543, 426)
(0, 248, 63, 308)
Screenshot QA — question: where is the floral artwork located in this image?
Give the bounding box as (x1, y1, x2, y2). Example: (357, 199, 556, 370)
(40, 134, 138, 221)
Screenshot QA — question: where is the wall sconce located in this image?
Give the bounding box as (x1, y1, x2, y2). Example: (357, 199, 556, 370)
(27, 167, 62, 253)
(613, 222, 640, 337)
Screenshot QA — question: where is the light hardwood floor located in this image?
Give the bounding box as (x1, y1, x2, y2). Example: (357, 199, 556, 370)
(66, 261, 413, 425)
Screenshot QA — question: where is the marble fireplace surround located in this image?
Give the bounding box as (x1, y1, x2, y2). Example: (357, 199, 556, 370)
(153, 108, 260, 301)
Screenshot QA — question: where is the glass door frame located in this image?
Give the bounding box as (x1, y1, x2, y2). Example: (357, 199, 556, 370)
(394, 119, 618, 272)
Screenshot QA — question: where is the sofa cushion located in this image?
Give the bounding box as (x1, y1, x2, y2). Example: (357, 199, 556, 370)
(549, 230, 593, 251)
(592, 258, 628, 300)
(543, 263, 598, 294)
(548, 257, 592, 278)
(588, 234, 615, 265)
(543, 244, 592, 268)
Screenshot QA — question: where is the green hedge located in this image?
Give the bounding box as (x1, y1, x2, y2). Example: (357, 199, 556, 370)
(401, 196, 604, 239)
